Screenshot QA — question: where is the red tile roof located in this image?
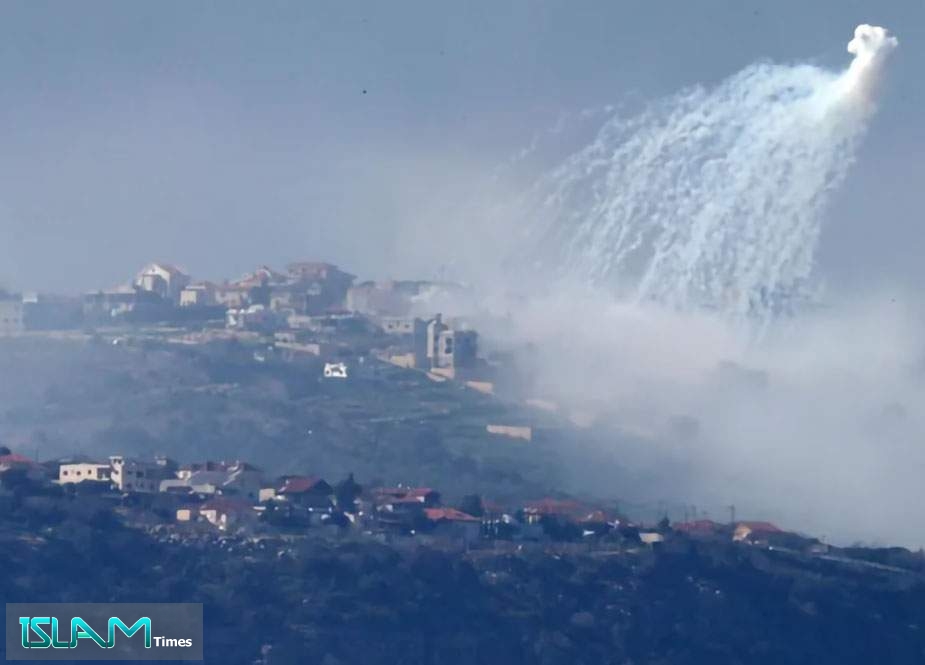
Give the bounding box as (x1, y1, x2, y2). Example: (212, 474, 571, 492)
(523, 498, 587, 517)
(425, 508, 479, 523)
(278, 476, 328, 494)
(0, 453, 37, 466)
(737, 521, 782, 533)
(404, 488, 437, 498)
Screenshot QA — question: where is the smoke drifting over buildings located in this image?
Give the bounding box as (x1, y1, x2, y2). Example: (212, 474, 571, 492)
(444, 25, 925, 547)
(1, 5, 924, 547)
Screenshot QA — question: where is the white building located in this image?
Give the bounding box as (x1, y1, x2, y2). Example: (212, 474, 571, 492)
(162, 461, 264, 500)
(109, 456, 164, 493)
(177, 498, 256, 531)
(134, 263, 191, 302)
(58, 462, 111, 484)
(179, 282, 216, 307)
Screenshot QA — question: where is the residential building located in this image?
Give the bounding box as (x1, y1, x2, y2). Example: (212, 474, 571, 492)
(435, 329, 477, 369)
(425, 314, 478, 372)
(639, 532, 666, 546)
(375, 317, 429, 368)
(424, 508, 481, 544)
(180, 282, 217, 307)
(109, 456, 168, 493)
(58, 462, 111, 485)
(177, 497, 256, 531)
(213, 284, 250, 309)
(521, 499, 587, 525)
(163, 461, 264, 500)
(226, 305, 280, 331)
(134, 263, 191, 302)
(264, 476, 334, 509)
(285, 262, 355, 314)
(0, 453, 45, 481)
(733, 521, 783, 543)
(234, 266, 287, 290)
(83, 287, 173, 323)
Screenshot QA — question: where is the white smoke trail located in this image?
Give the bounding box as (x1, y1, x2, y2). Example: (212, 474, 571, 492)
(516, 24, 897, 329)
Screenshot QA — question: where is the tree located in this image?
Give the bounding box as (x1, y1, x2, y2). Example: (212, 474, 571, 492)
(458, 494, 484, 518)
(334, 473, 362, 511)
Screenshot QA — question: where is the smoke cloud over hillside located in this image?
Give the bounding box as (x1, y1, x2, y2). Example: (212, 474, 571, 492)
(447, 25, 923, 547)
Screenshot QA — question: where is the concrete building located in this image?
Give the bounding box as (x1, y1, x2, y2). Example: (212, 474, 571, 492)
(163, 461, 264, 500)
(213, 284, 250, 309)
(177, 497, 256, 531)
(435, 329, 478, 369)
(58, 462, 111, 484)
(180, 282, 217, 307)
(426, 314, 478, 372)
(0, 453, 45, 481)
(424, 508, 481, 544)
(134, 263, 191, 302)
(286, 262, 355, 314)
(109, 456, 167, 493)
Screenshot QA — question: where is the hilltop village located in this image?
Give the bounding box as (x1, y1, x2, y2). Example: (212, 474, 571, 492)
(0, 259, 920, 561)
(2, 261, 925, 665)
(0, 261, 483, 382)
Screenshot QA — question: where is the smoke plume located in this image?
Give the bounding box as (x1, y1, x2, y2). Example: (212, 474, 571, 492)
(454, 25, 919, 546)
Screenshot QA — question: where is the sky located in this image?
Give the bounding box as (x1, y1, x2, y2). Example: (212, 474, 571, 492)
(0, 0, 923, 293)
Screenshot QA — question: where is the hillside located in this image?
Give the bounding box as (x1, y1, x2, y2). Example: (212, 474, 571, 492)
(2, 502, 924, 665)
(0, 335, 609, 504)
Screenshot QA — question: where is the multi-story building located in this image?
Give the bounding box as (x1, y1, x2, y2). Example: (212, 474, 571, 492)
(134, 263, 191, 303)
(109, 456, 169, 493)
(426, 314, 478, 372)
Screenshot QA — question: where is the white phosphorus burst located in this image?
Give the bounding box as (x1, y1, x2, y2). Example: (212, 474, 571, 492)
(523, 25, 897, 329)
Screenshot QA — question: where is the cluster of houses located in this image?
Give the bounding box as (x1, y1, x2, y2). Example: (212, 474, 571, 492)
(0, 447, 811, 551)
(0, 260, 486, 381)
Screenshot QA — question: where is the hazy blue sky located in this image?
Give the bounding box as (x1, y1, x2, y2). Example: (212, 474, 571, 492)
(0, 1, 922, 293)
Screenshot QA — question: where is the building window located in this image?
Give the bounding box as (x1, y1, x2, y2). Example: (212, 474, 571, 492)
(62, 470, 68, 476)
